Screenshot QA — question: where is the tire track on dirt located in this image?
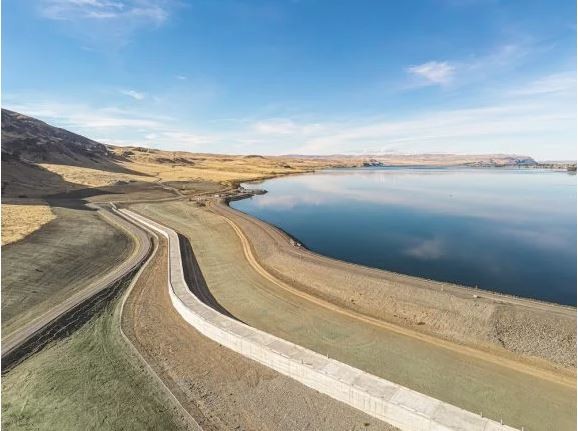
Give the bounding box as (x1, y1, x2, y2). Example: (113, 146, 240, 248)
(214, 203, 575, 389)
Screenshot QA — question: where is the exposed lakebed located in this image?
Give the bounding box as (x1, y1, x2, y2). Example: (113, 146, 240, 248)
(232, 168, 577, 306)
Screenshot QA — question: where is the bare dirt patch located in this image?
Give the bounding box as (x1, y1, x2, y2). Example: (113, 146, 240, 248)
(132, 200, 576, 431)
(216, 203, 577, 370)
(122, 232, 397, 431)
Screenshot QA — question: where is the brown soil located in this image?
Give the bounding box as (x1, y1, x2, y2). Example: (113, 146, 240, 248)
(215, 203, 577, 371)
(131, 200, 575, 430)
(121, 234, 398, 431)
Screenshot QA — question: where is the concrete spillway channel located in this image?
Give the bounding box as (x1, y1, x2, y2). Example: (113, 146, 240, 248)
(1, 205, 152, 372)
(120, 208, 518, 431)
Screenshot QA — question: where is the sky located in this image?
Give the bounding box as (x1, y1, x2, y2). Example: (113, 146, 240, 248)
(2, 0, 577, 160)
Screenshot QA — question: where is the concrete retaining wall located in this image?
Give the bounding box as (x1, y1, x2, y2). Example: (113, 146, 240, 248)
(121, 209, 517, 431)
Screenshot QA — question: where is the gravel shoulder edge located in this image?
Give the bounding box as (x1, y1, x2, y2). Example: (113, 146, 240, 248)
(114, 210, 203, 431)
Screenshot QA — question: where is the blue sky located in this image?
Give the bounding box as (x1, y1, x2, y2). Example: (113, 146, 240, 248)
(3, 0, 576, 159)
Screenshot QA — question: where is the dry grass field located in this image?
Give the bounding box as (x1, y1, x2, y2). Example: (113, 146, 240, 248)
(102, 147, 360, 184)
(30, 148, 360, 195)
(1, 203, 55, 246)
(22, 145, 536, 194)
(37, 164, 151, 189)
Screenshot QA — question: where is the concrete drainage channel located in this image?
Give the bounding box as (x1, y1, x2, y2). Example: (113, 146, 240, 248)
(121, 209, 518, 431)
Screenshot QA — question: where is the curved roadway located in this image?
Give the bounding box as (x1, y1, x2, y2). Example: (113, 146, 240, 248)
(1, 204, 151, 365)
(211, 201, 575, 388)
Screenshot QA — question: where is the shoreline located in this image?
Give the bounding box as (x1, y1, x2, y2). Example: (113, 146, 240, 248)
(223, 183, 576, 311)
(213, 194, 576, 373)
(130, 197, 575, 430)
(124, 207, 523, 431)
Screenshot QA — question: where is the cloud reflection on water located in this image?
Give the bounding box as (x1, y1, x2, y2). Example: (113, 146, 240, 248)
(236, 168, 577, 304)
(246, 168, 574, 225)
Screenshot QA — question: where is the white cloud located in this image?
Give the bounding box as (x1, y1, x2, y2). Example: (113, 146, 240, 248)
(120, 89, 146, 100)
(233, 73, 575, 159)
(295, 101, 575, 157)
(5, 97, 225, 152)
(40, 0, 169, 25)
(252, 118, 322, 135)
(37, 0, 174, 48)
(4, 100, 164, 130)
(511, 71, 576, 96)
(407, 61, 456, 86)
(253, 119, 296, 134)
(4, 68, 575, 159)
(158, 131, 217, 147)
(404, 44, 530, 90)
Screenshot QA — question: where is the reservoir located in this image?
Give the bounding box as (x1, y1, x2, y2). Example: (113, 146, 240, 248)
(231, 168, 577, 306)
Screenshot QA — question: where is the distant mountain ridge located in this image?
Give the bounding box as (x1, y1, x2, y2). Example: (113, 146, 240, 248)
(360, 155, 537, 167)
(2, 108, 538, 168)
(1, 109, 138, 198)
(1, 108, 548, 199)
(282, 153, 537, 166)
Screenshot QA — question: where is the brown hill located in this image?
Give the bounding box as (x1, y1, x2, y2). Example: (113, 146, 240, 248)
(2, 109, 110, 167)
(2, 109, 537, 199)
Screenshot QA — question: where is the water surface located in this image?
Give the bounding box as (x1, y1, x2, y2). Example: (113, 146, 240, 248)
(232, 168, 577, 306)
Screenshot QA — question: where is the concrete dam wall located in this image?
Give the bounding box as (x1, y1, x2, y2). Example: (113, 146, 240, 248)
(120, 208, 517, 431)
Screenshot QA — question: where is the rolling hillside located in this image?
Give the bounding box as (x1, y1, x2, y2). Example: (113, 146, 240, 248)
(2, 108, 538, 199)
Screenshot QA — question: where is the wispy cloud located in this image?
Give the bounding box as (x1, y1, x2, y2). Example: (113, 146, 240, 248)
(405, 43, 530, 90)
(38, 0, 174, 48)
(238, 71, 575, 158)
(4, 99, 165, 130)
(407, 61, 456, 86)
(155, 131, 217, 147)
(510, 71, 576, 96)
(252, 118, 323, 135)
(294, 101, 574, 156)
(120, 89, 146, 100)
(3, 97, 219, 152)
(4, 67, 575, 159)
(40, 0, 169, 25)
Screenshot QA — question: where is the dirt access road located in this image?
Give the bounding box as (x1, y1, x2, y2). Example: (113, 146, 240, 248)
(121, 226, 397, 431)
(131, 199, 576, 431)
(213, 201, 576, 370)
(215, 202, 574, 386)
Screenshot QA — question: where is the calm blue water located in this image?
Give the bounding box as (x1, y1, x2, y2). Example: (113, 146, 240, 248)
(231, 168, 577, 306)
